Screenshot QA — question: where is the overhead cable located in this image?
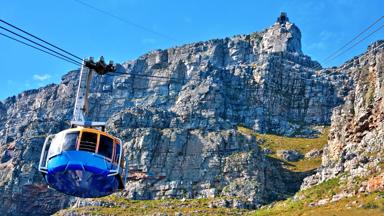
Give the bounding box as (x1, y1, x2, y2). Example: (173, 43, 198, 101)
(0, 19, 83, 61)
(0, 25, 83, 65)
(326, 23, 384, 63)
(323, 15, 384, 63)
(73, 0, 176, 41)
(0, 32, 82, 66)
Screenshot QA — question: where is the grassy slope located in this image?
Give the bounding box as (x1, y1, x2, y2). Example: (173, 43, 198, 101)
(56, 197, 253, 216)
(255, 178, 384, 216)
(237, 126, 329, 172)
(57, 179, 384, 216)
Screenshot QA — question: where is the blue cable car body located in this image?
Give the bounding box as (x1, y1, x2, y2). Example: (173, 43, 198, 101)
(39, 59, 128, 198)
(39, 128, 126, 198)
(45, 151, 123, 198)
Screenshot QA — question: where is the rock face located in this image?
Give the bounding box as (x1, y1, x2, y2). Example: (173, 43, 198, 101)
(0, 84, 76, 215)
(0, 13, 359, 215)
(261, 12, 302, 54)
(305, 148, 323, 159)
(277, 149, 303, 162)
(302, 41, 384, 190)
(105, 107, 307, 208)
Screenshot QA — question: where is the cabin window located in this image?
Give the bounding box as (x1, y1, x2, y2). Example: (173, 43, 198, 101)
(48, 133, 63, 158)
(114, 143, 121, 164)
(98, 135, 114, 159)
(62, 132, 79, 151)
(79, 132, 98, 152)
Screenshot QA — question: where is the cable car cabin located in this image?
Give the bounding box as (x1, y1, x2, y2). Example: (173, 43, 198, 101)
(38, 127, 125, 198)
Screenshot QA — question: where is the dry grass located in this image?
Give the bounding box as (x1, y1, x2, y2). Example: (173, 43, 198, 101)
(254, 177, 384, 216)
(237, 126, 329, 154)
(285, 158, 323, 172)
(56, 196, 254, 216)
(57, 187, 384, 216)
(237, 126, 329, 172)
(254, 192, 384, 216)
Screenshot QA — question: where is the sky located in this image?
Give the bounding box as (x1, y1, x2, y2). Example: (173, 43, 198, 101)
(0, 0, 383, 100)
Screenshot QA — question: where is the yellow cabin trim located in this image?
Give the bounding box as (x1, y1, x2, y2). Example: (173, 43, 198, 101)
(55, 127, 122, 164)
(64, 127, 115, 140)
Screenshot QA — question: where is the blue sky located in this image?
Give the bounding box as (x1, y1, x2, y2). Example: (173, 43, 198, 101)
(0, 0, 383, 100)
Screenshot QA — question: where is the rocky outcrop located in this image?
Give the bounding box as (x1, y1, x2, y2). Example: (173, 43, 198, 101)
(0, 13, 359, 215)
(105, 107, 307, 208)
(305, 149, 323, 159)
(277, 149, 303, 162)
(261, 13, 302, 54)
(0, 86, 76, 215)
(302, 41, 384, 190)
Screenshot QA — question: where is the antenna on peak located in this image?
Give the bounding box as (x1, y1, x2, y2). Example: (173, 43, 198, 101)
(277, 12, 289, 24)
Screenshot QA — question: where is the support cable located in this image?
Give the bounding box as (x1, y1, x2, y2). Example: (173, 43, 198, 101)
(0, 32, 82, 66)
(0, 25, 83, 65)
(0, 19, 83, 61)
(326, 23, 384, 64)
(73, 0, 176, 41)
(323, 15, 384, 62)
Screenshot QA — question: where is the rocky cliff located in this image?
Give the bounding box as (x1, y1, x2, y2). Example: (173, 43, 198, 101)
(302, 40, 384, 193)
(0, 13, 364, 215)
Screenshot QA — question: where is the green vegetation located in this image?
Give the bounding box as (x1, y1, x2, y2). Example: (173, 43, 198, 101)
(299, 177, 341, 200)
(250, 32, 263, 44)
(56, 196, 254, 216)
(237, 126, 329, 154)
(56, 178, 384, 216)
(284, 158, 322, 172)
(254, 192, 384, 216)
(365, 83, 375, 105)
(359, 67, 376, 105)
(254, 178, 384, 216)
(364, 72, 375, 105)
(237, 126, 329, 172)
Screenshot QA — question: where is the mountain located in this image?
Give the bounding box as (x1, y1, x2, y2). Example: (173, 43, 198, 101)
(0, 13, 383, 215)
(302, 40, 384, 191)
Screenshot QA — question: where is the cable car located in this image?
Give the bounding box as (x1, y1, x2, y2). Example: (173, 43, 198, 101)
(39, 127, 125, 197)
(38, 57, 128, 198)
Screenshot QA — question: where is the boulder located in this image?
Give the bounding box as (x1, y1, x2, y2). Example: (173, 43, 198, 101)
(305, 149, 323, 159)
(277, 150, 303, 162)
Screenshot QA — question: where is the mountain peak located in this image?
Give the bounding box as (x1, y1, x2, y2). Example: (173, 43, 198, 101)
(260, 12, 302, 54)
(276, 12, 289, 24)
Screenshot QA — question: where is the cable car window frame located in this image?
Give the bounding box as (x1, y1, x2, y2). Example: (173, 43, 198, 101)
(114, 141, 120, 164)
(117, 138, 123, 170)
(108, 137, 123, 176)
(78, 131, 98, 153)
(62, 131, 80, 151)
(97, 134, 114, 161)
(48, 132, 64, 159)
(115, 140, 124, 169)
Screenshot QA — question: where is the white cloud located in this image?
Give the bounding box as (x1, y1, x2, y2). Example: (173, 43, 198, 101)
(33, 74, 51, 81)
